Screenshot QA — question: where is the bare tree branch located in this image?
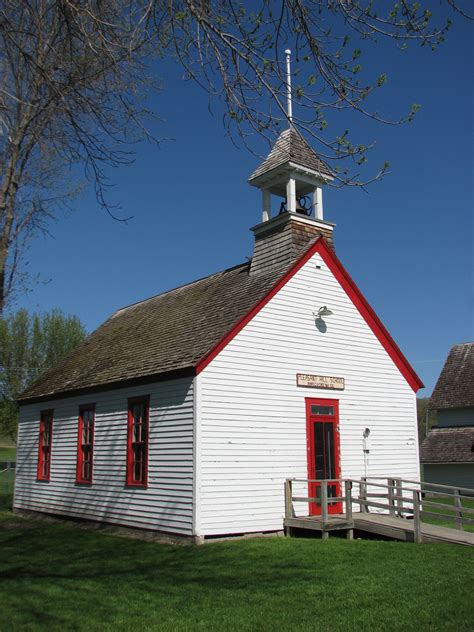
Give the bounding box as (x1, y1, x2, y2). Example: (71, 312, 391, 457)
(0, 0, 471, 311)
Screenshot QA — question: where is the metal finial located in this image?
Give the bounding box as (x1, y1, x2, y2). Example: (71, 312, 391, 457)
(285, 49, 293, 123)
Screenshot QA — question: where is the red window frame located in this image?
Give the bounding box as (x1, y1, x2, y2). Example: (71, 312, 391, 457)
(126, 396, 149, 487)
(37, 410, 54, 481)
(76, 404, 95, 484)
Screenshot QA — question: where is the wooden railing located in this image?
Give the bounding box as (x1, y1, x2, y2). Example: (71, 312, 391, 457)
(284, 478, 354, 523)
(354, 477, 474, 540)
(285, 477, 474, 543)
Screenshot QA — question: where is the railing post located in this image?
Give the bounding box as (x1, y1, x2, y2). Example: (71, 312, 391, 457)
(360, 478, 368, 513)
(388, 478, 396, 516)
(284, 479, 294, 519)
(321, 481, 328, 522)
(345, 480, 353, 521)
(413, 489, 422, 543)
(454, 489, 463, 531)
(395, 478, 403, 516)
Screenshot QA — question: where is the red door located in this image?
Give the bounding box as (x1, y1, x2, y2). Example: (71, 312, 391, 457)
(306, 398, 342, 515)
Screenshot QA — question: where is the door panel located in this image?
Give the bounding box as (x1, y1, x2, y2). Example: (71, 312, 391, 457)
(306, 398, 341, 515)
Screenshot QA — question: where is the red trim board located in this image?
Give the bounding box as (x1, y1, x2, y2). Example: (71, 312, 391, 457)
(195, 237, 423, 393)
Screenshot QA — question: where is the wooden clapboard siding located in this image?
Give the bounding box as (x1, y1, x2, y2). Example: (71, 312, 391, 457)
(14, 378, 194, 535)
(197, 251, 420, 536)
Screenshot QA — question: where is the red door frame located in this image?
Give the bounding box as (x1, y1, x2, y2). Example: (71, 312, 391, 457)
(305, 397, 342, 516)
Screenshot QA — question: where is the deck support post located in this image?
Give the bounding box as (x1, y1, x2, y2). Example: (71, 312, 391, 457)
(454, 489, 463, 531)
(285, 479, 294, 519)
(413, 489, 422, 543)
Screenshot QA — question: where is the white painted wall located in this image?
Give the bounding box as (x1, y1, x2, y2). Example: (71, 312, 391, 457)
(14, 377, 194, 535)
(197, 251, 420, 536)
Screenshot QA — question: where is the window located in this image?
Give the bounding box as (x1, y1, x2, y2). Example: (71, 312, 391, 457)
(126, 396, 149, 487)
(311, 405, 335, 416)
(76, 405, 95, 484)
(37, 410, 53, 481)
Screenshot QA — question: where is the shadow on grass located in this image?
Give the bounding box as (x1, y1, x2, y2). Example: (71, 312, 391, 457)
(0, 508, 473, 631)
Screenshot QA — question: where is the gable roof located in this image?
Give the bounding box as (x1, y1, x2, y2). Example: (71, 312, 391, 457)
(420, 426, 474, 464)
(249, 127, 333, 182)
(430, 343, 474, 410)
(19, 262, 283, 403)
(19, 237, 423, 404)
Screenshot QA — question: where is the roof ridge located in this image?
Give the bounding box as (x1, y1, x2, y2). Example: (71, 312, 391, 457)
(112, 261, 250, 316)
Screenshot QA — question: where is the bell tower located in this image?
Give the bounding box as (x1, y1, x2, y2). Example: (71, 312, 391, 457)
(247, 124, 334, 222)
(248, 51, 335, 276)
(248, 50, 333, 223)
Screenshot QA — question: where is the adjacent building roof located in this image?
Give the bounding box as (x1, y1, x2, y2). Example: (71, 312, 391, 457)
(249, 127, 333, 182)
(420, 426, 474, 464)
(430, 343, 474, 410)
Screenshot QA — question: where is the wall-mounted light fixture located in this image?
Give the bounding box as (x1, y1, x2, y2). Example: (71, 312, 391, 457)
(313, 306, 334, 319)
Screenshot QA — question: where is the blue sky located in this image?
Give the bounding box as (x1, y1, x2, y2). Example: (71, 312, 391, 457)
(14, 11, 472, 396)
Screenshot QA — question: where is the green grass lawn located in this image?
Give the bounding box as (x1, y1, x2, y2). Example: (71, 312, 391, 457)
(0, 446, 16, 461)
(0, 497, 472, 631)
(0, 433, 16, 463)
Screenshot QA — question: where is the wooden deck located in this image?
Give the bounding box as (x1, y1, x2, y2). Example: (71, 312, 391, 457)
(284, 478, 474, 547)
(284, 515, 354, 539)
(284, 513, 474, 546)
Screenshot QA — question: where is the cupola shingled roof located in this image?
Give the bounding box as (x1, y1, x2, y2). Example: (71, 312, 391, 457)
(248, 127, 333, 183)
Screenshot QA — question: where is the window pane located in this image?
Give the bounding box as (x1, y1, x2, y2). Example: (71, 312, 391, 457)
(314, 422, 325, 479)
(313, 421, 336, 481)
(325, 422, 336, 479)
(311, 405, 334, 416)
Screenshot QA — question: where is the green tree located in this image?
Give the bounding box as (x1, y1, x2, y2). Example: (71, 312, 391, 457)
(0, 309, 86, 440)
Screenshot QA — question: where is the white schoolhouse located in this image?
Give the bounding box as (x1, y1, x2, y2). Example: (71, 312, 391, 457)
(14, 126, 423, 540)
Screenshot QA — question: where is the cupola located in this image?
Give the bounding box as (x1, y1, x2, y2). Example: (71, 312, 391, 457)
(248, 125, 334, 223)
(248, 129, 336, 276)
(248, 50, 336, 276)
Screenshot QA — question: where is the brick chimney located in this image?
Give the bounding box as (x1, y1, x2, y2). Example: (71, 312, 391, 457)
(250, 212, 335, 276)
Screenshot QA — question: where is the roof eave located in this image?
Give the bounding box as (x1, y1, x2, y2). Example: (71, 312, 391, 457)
(249, 162, 334, 189)
(18, 366, 196, 406)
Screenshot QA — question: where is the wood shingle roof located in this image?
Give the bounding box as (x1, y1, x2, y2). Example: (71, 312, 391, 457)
(249, 127, 333, 182)
(420, 426, 474, 464)
(19, 261, 284, 403)
(430, 343, 474, 410)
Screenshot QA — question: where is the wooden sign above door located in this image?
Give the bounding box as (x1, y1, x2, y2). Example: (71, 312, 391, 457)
(296, 373, 345, 390)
